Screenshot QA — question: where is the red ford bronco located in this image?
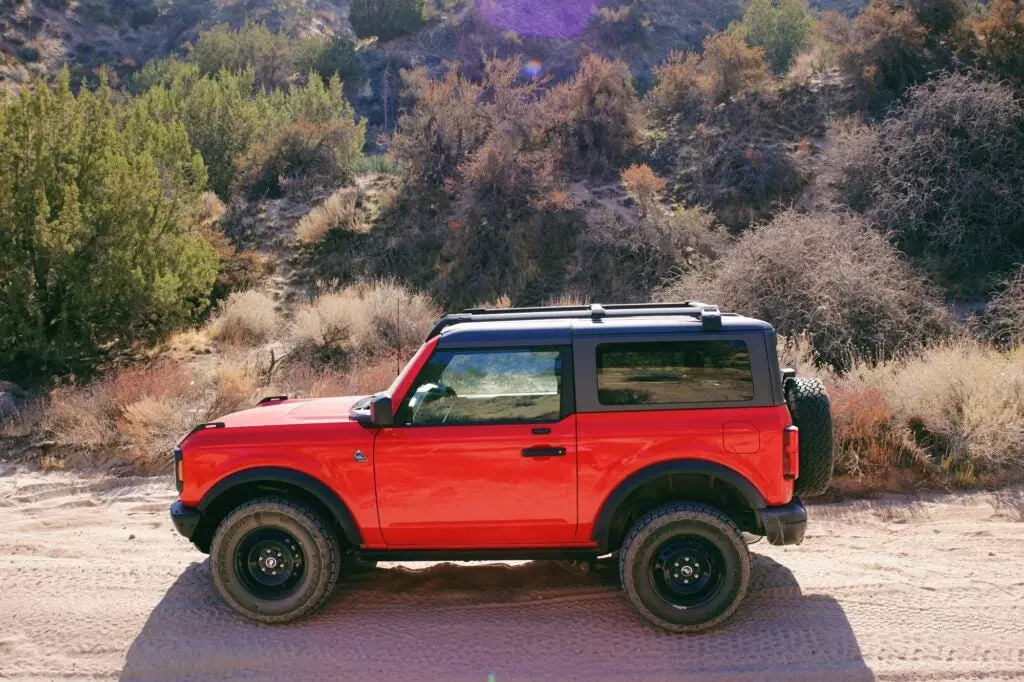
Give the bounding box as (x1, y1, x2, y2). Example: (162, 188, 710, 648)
(170, 302, 833, 632)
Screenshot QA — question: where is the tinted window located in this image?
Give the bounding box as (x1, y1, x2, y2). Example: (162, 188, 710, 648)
(596, 340, 753, 406)
(401, 348, 566, 425)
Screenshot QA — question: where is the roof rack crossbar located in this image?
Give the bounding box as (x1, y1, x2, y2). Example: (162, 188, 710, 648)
(426, 302, 727, 339)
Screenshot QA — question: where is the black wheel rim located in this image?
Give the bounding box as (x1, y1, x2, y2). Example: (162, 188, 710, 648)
(649, 535, 726, 609)
(235, 527, 306, 600)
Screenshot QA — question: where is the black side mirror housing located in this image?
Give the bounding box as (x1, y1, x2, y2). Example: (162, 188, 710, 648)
(370, 395, 393, 427)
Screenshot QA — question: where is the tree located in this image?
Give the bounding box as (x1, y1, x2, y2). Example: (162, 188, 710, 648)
(739, 0, 815, 73)
(0, 72, 218, 380)
(964, 0, 1024, 84)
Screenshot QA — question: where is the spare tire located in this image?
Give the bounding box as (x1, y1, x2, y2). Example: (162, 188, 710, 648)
(785, 377, 834, 497)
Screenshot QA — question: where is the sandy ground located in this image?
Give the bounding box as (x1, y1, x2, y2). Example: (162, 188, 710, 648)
(1, 470, 1023, 682)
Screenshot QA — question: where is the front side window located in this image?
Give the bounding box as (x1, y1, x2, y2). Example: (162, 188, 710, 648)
(399, 347, 566, 425)
(596, 340, 753, 406)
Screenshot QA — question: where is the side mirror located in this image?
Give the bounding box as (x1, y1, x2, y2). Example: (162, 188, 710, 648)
(370, 395, 393, 427)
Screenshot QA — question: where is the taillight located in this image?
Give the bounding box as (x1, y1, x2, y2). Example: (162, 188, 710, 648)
(783, 426, 799, 480)
(174, 447, 184, 493)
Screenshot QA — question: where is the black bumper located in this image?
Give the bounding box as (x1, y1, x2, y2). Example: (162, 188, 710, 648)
(170, 500, 202, 540)
(759, 498, 807, 546)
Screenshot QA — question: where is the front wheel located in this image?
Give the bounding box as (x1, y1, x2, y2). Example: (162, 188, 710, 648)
(210, 496, 341, 624)
(619, 502, 750, 633)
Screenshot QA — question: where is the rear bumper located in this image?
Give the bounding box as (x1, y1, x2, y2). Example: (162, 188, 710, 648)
(759, 498, 807, 546)
(170, 500, 201, 540)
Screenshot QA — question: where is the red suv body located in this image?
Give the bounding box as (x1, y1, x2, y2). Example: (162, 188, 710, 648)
(171, 303, 831, 631)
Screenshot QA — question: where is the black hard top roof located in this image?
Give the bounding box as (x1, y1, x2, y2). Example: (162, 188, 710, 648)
(428, 303, 773, 347)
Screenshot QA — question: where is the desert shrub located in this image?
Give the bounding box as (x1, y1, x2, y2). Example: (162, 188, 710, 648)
(591, 3, 651, 44)
(963, 0, 1024, 84)
(296, 187, 363, 242)
(236, 117, 365, 199)
(647, 51, 705, 122)
(692, 136, 804, 229)
(290, 281, 439, 367)
(621, 164, 667, 217)
(825, 74, 1024, 290)
(209, 290, 280, 345)
(664, 209, 951, 370)
(984, 265, 1024, 347)
(833, 342, 1024, 490)
(349, 0, 424, 41)
(389, 66, 488, 186)
(546, 54, 641, 173)
(908, 0, 967, 35)
(701, 31, 770, 104)
(738, 0, 815, 73)
(573, 203, 725, 303)
(839, 0, 930, 107)
(41, 360, 198, 471)
(0, 72, 218, 382)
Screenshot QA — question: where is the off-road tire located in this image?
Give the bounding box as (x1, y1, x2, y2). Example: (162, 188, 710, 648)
(210, 496, 340, 624)
(785, 377, 834, 497)
(619, 502, 750, 633)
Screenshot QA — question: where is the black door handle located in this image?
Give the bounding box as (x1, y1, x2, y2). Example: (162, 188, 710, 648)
(522, 446, 566, 458)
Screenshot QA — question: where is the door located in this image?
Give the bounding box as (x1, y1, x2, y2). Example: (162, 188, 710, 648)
(374, 346, 578, 548)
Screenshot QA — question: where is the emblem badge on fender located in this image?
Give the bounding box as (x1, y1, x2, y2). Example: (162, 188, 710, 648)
(353, 450, 367, 462)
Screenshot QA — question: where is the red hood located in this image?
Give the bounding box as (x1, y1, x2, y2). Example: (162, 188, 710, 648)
(214, 395, 370, 429)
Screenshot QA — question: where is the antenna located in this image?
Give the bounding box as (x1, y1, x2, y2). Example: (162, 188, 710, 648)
(395, 296, 401, 377)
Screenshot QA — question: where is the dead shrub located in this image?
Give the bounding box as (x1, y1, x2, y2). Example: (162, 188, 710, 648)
(826, 74, 1024, 290)
(545, 54, 642, 172)
(210, 290, 280, 346)
(648, 50, 705, 122)
(984, 265, 1024, 347)
(664, 209, 951, 370)
(296, 187, 363, 243)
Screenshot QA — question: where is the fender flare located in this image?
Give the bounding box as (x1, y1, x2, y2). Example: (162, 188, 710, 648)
(590, 460, 766, 550)
(198, 467, 363, 545)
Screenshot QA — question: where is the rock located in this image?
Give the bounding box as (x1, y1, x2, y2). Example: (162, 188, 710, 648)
(0, 381, 25, 396)
(128, 534, 136, 540)
(0, 393, 18, 419)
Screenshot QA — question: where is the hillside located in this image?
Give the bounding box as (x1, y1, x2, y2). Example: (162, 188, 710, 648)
(1, 0, 1023, 494)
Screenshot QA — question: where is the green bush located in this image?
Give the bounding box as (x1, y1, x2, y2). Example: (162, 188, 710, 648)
(235, 117, 365, 199)
(738, 0, 814, 73)
(349, 0, 424, 41)
(0, 73, 219, 381)
(139, 66, 362, 199)
(189, 22, 295, 89)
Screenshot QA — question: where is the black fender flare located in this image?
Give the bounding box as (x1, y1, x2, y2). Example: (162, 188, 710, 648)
(590, 460, 767, 550)
(198, 467, 363, 546)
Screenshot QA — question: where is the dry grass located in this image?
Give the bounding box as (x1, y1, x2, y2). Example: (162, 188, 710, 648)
(209, 290, 280, 346)
(789, 340, 1024, 495)
(295, 186, 362, 243)
(290, 280, 440, 367)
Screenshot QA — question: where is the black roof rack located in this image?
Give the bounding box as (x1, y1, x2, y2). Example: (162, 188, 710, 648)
(426, 301, 727, 339)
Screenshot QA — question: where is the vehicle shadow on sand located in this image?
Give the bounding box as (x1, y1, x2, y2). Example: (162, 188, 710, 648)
(120, 554, 873, 682)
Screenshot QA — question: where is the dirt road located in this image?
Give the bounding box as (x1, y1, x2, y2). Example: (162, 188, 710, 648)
(1, 469, 1023, 681)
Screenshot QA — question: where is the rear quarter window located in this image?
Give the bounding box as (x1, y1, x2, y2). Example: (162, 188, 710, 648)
(596, 340, 754, 406)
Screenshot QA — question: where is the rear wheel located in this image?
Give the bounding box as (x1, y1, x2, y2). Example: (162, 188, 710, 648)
(620, 502, 750, 633)
(211, 496, 340, 624)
